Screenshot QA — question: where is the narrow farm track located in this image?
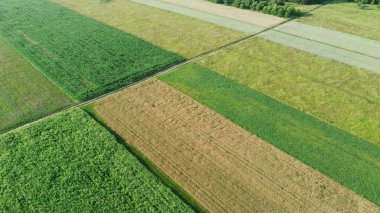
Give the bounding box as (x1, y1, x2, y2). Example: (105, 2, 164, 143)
(94, 80, 379, 213)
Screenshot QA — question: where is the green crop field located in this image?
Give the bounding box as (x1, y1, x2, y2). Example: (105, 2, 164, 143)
(298, 0, 380, 41)
(160, 63, 380, 206)
(0, 109, 193, 212)
(0, 0, 378, 210)
(54, 0, 245, 58)
(196, 37, 380, 145)
(0, 39, 72, 133)
(0, 0, 183, 101)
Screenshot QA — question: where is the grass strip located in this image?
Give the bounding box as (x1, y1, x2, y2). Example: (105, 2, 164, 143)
(0, 109, 193, 212)
(196, 37, 380, 144)
(259, 30, 380, 74)
(0, 0, 183, 101)
(160, 63, 380, 206)
(130, 0, 264, 34)
(0, 39, 72, 133)
(298, 0, 380, 42)
(275, 21, 380, 59)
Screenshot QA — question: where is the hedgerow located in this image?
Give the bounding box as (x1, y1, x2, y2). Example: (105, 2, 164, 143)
(0, 109, 193, 212)
(208, 0, 302, 17)
(352, 0, 380, 8)
(0, 0, 184, 101)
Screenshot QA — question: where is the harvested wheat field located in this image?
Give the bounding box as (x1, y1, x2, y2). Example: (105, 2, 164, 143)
(94, 80, 378, 213)
(160, 0, 285, 27)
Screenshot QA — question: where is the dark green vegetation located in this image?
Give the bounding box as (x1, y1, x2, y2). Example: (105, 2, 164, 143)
(0, 109, 193, 212)
(160, 63, 380, 206)
(197, 37, 380, 145)
(0, 39, 72, 134)
(0, 0, 183, 101)
(352, 0, 379, 8)
(207, 0, 302, 17)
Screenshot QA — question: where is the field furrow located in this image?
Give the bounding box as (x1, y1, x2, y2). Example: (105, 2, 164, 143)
(94, 79, 379, 212)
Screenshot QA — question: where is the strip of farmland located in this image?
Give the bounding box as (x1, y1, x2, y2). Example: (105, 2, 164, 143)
(54, 0, 245, 58)
(94, 79, 379, 212)
(0, 39, 72, 133)
(298, 0, 380, 42)
(196, 37, 380, 144)
(160, 64, 380, 206)
(159, 0, 285, 27)
(259, 31, 380, 74)
(0, 0, 183, 101)
(274, 22, 380, 59)
(130, 0, 264, 34)
(0, 109, 192, 212)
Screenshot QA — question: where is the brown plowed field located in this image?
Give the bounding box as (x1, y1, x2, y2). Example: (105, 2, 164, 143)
(94, 80, 379, 213)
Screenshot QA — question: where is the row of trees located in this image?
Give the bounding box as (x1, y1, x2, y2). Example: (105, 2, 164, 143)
(207, 0, 302, 17)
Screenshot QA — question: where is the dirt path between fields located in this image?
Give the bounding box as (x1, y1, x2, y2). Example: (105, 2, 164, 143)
(160, 0, 285, 27)
(94, 79, 379, 213)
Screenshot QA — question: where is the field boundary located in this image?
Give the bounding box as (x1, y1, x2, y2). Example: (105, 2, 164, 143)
(83, 105, 207, 212)
(259, 30, 380, 74)
(274, 22, 380, 60)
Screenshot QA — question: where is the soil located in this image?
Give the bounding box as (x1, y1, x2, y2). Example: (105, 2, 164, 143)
(95, 79, 379, 213)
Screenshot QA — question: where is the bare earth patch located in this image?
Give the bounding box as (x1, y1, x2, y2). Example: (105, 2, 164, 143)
(160, 0, 284, 27)
(94, 80, 379, 213)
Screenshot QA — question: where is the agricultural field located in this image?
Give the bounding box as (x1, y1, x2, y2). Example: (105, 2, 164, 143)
(298, 0, 380, 41)
(159, 64, 380, 206)
(93, 79, 378, 213)
(0, 39, 72, 133)
(0, 0, 183, 101)
(0, 109, 192, 212)
(54, 0, 246, 58)
(157, 0, 285, 27)
(196, 37, 380, 144)
(0, 0, 379, 211)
